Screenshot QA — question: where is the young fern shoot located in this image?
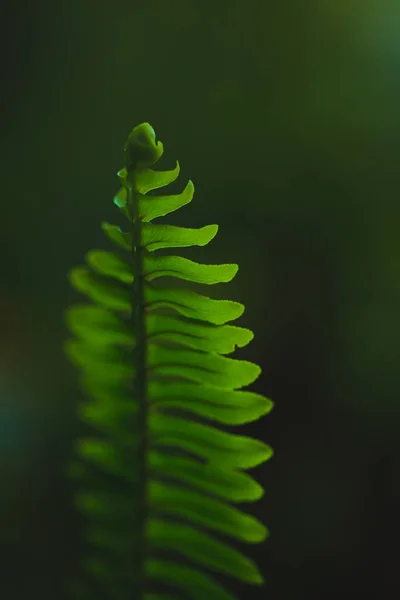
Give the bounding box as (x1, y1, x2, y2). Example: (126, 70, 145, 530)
(64, 123, 274, 600)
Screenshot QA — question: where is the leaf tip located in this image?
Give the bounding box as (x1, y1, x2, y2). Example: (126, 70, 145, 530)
(124, 122, 164, 170)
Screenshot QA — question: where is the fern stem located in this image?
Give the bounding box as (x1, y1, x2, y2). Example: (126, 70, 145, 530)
(129, 177, 148, 598)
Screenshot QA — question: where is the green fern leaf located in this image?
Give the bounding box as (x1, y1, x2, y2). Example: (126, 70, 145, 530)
(65, 122, 274, 599)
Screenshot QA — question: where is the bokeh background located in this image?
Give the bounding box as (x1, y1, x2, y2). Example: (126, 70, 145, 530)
(1, 0, 399, 598)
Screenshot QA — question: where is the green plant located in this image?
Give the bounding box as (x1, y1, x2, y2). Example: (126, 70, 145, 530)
(64, 123, 274, 599)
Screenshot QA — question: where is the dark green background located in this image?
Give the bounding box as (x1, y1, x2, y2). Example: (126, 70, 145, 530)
(1, 1, 399, 598)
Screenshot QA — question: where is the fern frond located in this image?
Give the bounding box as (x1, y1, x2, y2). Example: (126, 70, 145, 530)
(65, 123, 274, 599)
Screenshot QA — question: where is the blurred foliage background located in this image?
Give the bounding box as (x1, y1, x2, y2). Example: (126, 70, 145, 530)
(1, 0, 399, 598)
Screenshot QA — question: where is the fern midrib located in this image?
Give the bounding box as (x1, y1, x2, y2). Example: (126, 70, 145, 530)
(129, 176, 148, 598)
